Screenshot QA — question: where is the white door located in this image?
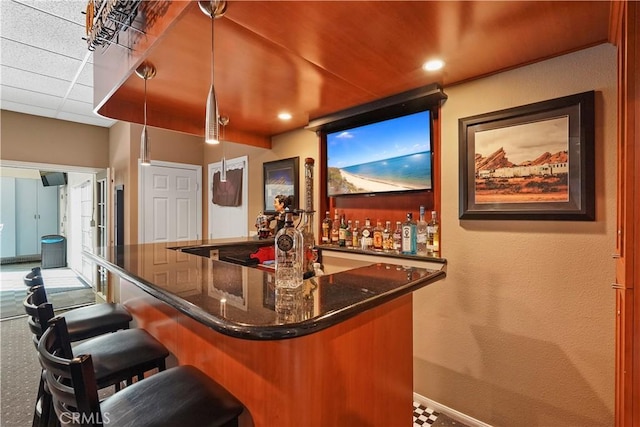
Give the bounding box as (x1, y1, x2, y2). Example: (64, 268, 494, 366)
(0, 177, 16, 258)
(15, 179, 38, 255)
(140, 161, 202, 243)
(208, 156, 248, 239)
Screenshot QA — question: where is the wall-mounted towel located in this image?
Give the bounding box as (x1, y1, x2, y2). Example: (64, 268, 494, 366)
(212, 168, 243, 206)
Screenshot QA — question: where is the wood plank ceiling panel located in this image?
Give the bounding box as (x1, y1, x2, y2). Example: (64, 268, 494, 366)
(95, 1, 610, 144)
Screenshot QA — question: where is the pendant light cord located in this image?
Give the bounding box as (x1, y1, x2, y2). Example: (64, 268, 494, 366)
(210, 0, 214, 85)
(143, 76, 147, 126)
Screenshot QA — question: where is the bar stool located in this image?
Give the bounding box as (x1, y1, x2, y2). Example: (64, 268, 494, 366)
(27, 284, 132, 341)
(39, 317, 245, 427)
(24, 291, 168, 427)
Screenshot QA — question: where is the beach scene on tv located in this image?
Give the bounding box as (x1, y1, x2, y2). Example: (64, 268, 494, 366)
(326, 110, 432, 196)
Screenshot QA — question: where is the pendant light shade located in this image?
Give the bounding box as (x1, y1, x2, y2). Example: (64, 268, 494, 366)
(205, 84, 219, 144)
(201, 0, 227, 144)
(220, 156, 227, 182)
(135, 62, 156, 166)
(140, 125, 150, 165)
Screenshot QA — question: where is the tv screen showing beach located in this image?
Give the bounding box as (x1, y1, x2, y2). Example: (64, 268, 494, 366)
(326, 110, 432, 196)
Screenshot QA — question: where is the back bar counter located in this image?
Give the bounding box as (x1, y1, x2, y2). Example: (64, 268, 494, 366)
(86, 239, 446, 427)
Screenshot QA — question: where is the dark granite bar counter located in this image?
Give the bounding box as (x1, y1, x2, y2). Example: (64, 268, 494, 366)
(86, 239, 446, 340)
(85, 238, 446, 427)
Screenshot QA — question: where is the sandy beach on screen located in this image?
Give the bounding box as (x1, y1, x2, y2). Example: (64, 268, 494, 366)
(339, 169, 414, 192)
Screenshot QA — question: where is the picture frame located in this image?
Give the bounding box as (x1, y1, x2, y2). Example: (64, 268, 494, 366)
(459, 91, 595, 221)
(263, 157, 299, 214)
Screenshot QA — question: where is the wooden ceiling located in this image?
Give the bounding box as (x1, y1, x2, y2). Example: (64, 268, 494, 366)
(93, 1, 611, 147)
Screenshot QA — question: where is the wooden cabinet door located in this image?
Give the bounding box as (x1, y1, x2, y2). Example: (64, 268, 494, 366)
(15, 178, 38, 255)
(612, 2, 639, 426)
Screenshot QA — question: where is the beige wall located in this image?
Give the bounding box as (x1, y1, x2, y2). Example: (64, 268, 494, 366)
(0, 110, 109, 168)
(203, 128, 319, 238)
(413, 44, 617, 426)
(108, 123, 205, 244)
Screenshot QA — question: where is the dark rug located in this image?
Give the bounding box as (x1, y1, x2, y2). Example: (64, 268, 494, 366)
(1, 265, 95, 319)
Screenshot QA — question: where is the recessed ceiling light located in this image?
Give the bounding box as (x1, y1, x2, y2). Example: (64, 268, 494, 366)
(278, 112, 292, 120)
(422, 59, 444, 72)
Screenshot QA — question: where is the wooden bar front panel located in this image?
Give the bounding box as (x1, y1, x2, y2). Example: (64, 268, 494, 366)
(119, 278, 414, 427)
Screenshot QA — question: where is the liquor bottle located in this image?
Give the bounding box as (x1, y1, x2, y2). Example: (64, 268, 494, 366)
(382, 220, 393, 252)
(352, 220, 360, 248)
(321, 210, 331, 244)
(401, 212, 417, 255)
(345, 220, 353, 248)
(275, 210, 304, 290)
(372, 220, 384, 251)
(338, 215, 347, 247)
(416, 205, 428, 256)
(392, 221, 402, 253)
(427, 210, 440, 256)
(361, 218, 373, 250)
(330, 210, 340, 245)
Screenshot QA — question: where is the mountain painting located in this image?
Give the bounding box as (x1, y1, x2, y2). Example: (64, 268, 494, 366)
(474, 116, 569, 204)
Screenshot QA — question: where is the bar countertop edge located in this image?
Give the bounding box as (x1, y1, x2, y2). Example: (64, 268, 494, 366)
(85, 242, 446, 341)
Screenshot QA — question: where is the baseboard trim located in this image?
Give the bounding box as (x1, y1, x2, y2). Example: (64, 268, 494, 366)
(1, 255, 41, 265)
(413, 392, 492, 427)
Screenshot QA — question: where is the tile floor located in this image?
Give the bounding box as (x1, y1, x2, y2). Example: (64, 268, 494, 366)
(413, 402, 439, 426)
(0, 262, 96, 319)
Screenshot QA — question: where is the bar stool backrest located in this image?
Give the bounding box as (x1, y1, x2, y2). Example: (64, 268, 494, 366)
(24, 268, 44, 289)
(23, 286, 52, 347)
(38, 317, 103, 427)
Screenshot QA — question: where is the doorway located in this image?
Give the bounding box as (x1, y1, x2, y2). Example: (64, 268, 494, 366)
(138, 161, 202, 243)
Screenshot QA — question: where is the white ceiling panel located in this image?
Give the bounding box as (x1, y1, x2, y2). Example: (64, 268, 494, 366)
(0, 0, 113, 128)
(60, 97, 94, 115)
(0, 100, 58, 118)
(17, 0, 87, 24)
(1, 0, 87, 61)
(1, 86, 62, 109)
(1, 66, 70, 97)
(76, 62, 93, 86)
(1, 40, 84, 81)
(67, 83, 93, 103)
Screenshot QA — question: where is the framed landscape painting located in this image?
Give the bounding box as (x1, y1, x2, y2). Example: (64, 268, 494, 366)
(459, 91, 595, 221)
(263, 157, 299, 214)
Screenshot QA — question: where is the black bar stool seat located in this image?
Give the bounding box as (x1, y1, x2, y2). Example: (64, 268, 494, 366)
(26, 285, 132, 342)
(57, 303, 132, 341)
(41, 307, 169, 390)
(100, 365, 244, 427)
(72, 327, 169, 388)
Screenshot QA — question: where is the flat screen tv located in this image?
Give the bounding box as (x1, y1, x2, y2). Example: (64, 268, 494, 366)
(326, 109, 433, 197)
(40, 171, 68, 186)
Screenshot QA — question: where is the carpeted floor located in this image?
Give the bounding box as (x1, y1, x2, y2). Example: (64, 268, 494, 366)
(0, 316, 40, 426)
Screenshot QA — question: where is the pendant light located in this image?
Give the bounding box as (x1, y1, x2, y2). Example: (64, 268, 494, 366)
(135, 62, 156, 166)
(200, 0, 227, 144)
(219, 116, 229, 182)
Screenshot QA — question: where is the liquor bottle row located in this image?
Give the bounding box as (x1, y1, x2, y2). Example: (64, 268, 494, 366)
(320, 206, 440, 256)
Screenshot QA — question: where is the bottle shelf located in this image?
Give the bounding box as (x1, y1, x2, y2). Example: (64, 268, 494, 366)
(316, 244, 445, 264)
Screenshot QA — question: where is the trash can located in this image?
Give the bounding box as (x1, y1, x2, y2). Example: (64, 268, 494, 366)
(41, 235, 67, 269)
